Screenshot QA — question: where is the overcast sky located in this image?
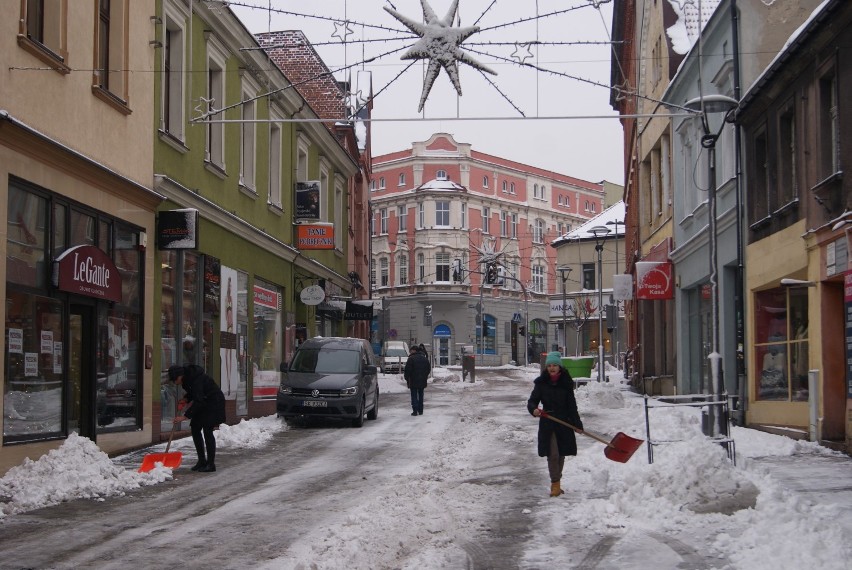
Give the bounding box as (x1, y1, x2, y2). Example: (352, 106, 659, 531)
(231, 0, 625, 185)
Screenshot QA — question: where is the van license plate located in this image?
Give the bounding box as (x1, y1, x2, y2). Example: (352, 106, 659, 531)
(303, 400, 327, 407)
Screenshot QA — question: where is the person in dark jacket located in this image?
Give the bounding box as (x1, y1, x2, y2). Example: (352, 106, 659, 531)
(403, 345, 431, 416)
(527, 351, 583, 497)
(169, 364, 226, 472)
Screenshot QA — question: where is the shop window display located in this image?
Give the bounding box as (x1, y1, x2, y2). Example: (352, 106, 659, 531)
(4, 293, 64, 439)
(754, 288, 808, 401)
(252, 279, 283, 399)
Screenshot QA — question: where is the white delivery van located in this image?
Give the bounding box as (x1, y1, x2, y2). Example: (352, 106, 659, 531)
(382, 341, 410, 373)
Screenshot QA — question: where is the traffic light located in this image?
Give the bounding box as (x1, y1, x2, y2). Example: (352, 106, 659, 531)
(425, 304, 433, 317)
(475, 302, 482, 321)
(606, 304, 618, 332)
(519, 326, 526, 337)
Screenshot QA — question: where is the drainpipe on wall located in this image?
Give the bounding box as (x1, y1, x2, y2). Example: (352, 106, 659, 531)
(731, 0, 748, 427)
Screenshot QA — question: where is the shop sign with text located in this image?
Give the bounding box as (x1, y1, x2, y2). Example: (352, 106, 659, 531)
(296, 224, 335, 250)
(53, 245, 122, 302)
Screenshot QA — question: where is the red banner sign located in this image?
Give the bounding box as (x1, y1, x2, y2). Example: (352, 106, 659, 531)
(53, 245, 122, 302)
(254, 285, 280, 310)
(636, 261, 674, 300)
(296, 224, 335, 250)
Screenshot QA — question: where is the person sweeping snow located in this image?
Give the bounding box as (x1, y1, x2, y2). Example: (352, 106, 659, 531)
(527, 351, 584, 497)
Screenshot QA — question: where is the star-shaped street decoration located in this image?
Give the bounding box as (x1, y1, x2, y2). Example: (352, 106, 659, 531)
(472, 236, 500, 266)
(511, 42, 534, 64)
(331, 20, 354, 43)
(384, 0, 496, 112)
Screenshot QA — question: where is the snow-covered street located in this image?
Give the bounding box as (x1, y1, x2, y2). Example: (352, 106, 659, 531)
(1, 366, 850, 569)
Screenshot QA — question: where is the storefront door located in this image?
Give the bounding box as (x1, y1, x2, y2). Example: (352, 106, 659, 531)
(68, 303, 97, 440)
(437, 337, 449, 366)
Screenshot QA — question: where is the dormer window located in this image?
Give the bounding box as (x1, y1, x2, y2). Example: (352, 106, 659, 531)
(436, 169, 447, 181)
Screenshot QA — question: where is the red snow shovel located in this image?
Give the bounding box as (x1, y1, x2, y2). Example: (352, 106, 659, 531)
(539, 411, 643, 463)
(138, 419, 183, 472)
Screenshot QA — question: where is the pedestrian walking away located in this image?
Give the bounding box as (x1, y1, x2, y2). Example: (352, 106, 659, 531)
(169, 364, 227, 472)
(404, 345, 430, 416)
(527, 351, 583, 497)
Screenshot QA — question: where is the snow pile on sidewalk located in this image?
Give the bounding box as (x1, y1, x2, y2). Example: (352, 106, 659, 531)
(213, 415, 286, 449)
(0, 433, 171, 518)
(525, 379, 852, 570)
(0, 415, 287, 517)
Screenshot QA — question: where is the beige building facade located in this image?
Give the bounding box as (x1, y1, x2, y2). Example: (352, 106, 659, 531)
(1, 0, 161, 474)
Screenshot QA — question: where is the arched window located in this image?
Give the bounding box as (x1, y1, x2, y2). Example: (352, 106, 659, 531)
(436, 169, 447, 180)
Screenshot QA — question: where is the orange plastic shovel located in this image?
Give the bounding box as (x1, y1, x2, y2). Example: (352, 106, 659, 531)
(138, 420, 183, 472)
(539, 411, 643, 463)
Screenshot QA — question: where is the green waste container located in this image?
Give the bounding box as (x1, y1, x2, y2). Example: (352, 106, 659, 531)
(561, 356, 595, 379)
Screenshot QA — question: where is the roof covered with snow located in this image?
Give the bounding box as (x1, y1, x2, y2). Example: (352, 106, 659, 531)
(666, 0, 722, 55)
(552, 200, 625, 246)
(416, 177, 466, 192)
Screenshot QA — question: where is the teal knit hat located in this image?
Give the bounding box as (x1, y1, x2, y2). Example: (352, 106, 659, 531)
(544, 352, 562, 367)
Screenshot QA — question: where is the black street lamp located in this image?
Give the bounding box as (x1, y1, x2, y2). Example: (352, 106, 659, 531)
(589, 226, 611, 382)
(683, 93, 738, 438)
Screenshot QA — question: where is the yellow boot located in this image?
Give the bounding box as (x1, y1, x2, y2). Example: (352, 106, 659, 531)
(550, 481, 564, 497)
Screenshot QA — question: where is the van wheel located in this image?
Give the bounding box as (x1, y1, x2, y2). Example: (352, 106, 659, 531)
(367, 390, 379, 420)
(352, 396, 366, 428)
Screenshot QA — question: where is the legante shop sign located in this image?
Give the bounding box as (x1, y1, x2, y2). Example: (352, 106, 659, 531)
(52, 245, 122, 302)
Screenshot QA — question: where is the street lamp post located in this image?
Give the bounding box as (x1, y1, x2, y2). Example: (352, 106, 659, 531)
(683, 93, 738, 438)
(557, 266, 572, 355)
(589, 226, 611, 383)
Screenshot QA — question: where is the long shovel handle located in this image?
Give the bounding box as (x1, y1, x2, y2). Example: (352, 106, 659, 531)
(539, 411, 615, 448)
(164, 416, 178, 453)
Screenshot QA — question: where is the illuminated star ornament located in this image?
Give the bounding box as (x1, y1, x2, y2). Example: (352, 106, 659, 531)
(384, 0, 497, 112)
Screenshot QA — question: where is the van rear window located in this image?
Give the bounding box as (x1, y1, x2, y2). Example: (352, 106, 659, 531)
(290, 348, 360, 373)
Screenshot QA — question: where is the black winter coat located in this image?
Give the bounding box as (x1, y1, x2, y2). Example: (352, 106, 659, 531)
(527, 368, 583, 457)
(403, 352, 431, 390)
(182, 364, 226, 427)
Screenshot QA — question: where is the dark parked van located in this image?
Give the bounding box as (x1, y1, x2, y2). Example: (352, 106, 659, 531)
(276, 337, 379, 427)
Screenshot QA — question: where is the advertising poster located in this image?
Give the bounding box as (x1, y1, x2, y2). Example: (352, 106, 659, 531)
(24, 353, 38, 377)
(295, 181, 321, 220)
(8, 328, 23, 354)
(220, 265, 239, 400)
(53, 342, 63, 374)
(40, 331, 53, 354)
